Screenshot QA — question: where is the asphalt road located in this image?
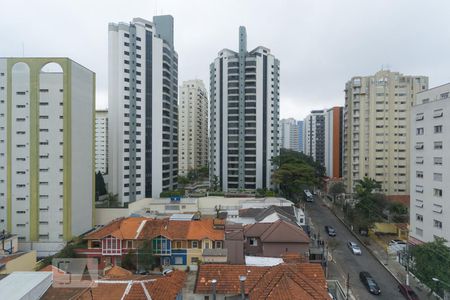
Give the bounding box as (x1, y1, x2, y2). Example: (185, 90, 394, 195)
(307, 199, 404, 300)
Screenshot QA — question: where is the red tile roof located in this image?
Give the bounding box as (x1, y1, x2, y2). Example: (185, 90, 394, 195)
(195, 263, 329, 300)
(85, 217, 224, 242)
(245, 220, 310, 243)
(44, 270, 187, 300)
(386, 195, 410, 206)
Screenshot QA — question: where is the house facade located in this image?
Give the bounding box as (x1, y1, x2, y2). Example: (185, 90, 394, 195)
(76, 217, 225, 270)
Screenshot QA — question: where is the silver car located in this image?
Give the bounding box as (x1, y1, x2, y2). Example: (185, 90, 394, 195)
(347, 241, 362, 255)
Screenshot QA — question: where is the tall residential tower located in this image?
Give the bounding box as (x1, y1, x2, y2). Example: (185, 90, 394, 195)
(209, 27, 280, 191)
(410, 83, 450, 246)
(95, 110, 108, 175)
(343, 70, 428, 195)
(303, 110, 325, 166)
(0, 58, 95, 255)
(178, 80, 208, 176)
(280, 118, 301, 152)
(324, 107, 343, 178)
(108, 16, 178, 203)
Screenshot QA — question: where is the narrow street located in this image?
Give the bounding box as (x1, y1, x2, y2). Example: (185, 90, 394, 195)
(306, 199, 404, 300)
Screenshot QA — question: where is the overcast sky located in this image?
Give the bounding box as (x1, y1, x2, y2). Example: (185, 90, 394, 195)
(1, 0, 449, 119)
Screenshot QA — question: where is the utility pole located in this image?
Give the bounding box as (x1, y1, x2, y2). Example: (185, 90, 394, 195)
(405, 241, 410, 286)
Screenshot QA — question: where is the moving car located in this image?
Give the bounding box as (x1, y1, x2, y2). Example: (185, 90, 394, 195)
(304, 189, 314, 202)
(359, 271, 381, 295)
(325, 225, 337, 237)
(398, 284, 420, 300)
(347, 241, 362, 255)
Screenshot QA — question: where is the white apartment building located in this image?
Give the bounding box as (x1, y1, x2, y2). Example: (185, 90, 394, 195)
(280, 118, 300, 152)
(178, 80, 208, 176)
(410, 83, 450, 246)
(95, 110, 108, 174)
(209, 26, 280, 192)
(109, 16, 178, 203)
(0, 58, 95, 256)
(303, 110, 325, 166)
(343, 70, 428, 195)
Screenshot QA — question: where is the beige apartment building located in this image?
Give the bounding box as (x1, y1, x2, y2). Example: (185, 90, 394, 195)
(178, 80, 208, 176)
(343, 70, 428, 195)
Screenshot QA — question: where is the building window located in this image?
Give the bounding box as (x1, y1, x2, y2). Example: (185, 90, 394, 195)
(433, 173, 443, 182)
(434, 141, 443, 150)
(434, 157, 443, 165)
(416, 214, 423, 222)
(126, 240, 133, 249)
(415, 227, 423, 236)
(191, 241, 199, 248)
(415, 142, 424, 150)
(214, 241, 223, 248)
(415, 185, 424, 193)
(415, 113, 424, 121)
(416, 171, 423, 179)
(249, 238, 258, 246)
(191, 257, 199, 264)
(433, 188, 442, 197)
(433, 219, 442, 229)
(433, 109, 443, 118)
(91, 240, 101, 248)
(434, 125, 443, 134)
(416, 128, 424, 135)
(174, 256, 183, 265)
(416, 157, 424, 164)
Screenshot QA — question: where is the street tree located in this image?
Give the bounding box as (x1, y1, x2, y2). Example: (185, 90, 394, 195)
(329, 182, 346, 203)
(410, 237, 450, 294)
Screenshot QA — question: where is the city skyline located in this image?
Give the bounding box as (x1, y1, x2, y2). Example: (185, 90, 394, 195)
(2, 0, 450, 119)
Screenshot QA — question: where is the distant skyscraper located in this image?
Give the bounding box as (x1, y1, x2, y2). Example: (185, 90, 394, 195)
(298, 120, 304, 153)
(95, 110, 108, 175)
(178, 80, 208, 176)
(343, 70, 428, 195)
(0, 58, 95, 255)
(280, 118, 300, 152)
(324, 107, 343, 178)
(410, 83, 450, 246)
(303, 110, 325, 166)
(209, 26, 280, 191)
(108, 16, 178, 203)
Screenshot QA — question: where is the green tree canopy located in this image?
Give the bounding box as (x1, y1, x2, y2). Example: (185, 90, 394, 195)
(271, 149, 320, 202)
(410, 238, 450, 294)
(95, 171, 107, 197)
(350, 177, 385, 229)
(329, 182, 346, 199)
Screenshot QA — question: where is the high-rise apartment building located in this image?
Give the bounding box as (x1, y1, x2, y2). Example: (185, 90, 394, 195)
(303, 110, 325, 166)
(178, 80, 208, 176)
(0, 58, 95, 255)
(325, 107, 343, 178)
(108, 16, 178, 203)
(343, 70, 428, 195)
(298, 120, 304, 153)
(280, 118, 300, 152)
(95, 110, 108, 175)
(209, 27, 280, 192)
(410, 83, 450, 246)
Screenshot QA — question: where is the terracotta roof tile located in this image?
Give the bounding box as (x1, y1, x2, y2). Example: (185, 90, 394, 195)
(85, 217, 224, 242)
(72, 270, 186, 300)
(196, 263, 330, 300)
(244, 220, 310, 243)
(104, 265, 133, 278)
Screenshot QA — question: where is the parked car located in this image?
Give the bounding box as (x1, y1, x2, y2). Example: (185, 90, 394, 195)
(325, 225, 336, 237)
(359, 271, 381, 295)
(398, 284, 420, 300)
(347, 241, 362, 255)
(389, 239, 406, 246)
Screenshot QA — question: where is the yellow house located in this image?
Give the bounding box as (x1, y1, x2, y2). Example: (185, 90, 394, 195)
(0, 250, 37, 274)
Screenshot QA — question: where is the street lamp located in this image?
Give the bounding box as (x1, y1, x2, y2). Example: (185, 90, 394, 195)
(432, 277, 450, 300)
(211, 279, 217, 300)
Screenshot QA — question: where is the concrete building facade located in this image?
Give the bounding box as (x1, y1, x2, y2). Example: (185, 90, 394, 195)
(0, 58, 95, 255)
(108, 16, 178, 203)
(209, 27, 280, 192)
(303, 110, 325, 166)
(298, 120, 304, 153)
(95, 110, 108, 175)
(178, 80, 208, 176)
(324, 107, 343, 178)
(343, 70, 428, 195)
(280, 118, 300, 152)
(410, 83, 450, 246)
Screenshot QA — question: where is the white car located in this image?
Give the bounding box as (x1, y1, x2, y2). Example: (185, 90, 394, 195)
(388, 239, 406, 246)
(347, 241, 362, 255)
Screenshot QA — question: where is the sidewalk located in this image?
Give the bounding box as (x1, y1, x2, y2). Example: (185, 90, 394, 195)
(322, 197, 438, 300)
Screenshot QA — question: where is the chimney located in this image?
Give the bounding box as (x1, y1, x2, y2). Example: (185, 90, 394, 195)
(239, 275, 247, 300)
